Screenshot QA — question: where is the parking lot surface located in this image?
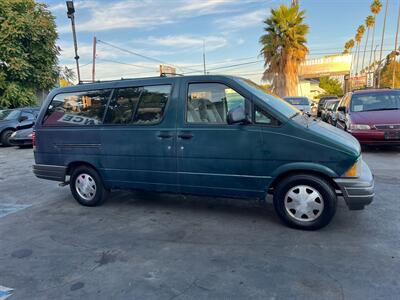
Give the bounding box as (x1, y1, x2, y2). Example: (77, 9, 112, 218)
(0, 146, 399, 299)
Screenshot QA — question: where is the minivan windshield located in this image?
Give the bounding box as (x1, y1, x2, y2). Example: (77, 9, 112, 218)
(0, 109, 19, 121)
(283, 97, 310, 105)
(351, 91, 400, 112)
(237, 79, 299, 118)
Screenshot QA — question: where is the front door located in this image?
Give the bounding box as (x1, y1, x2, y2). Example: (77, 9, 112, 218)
(176, 78, 267, 199)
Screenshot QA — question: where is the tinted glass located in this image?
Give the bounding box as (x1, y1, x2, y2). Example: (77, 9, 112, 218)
(255, 106, 281, 126)
(43, 90, 111, 126)
(187, 83, 245, 123)
(237, 79, 298, 118)
(284, 97, 309, 105)
(351, 91, 400, 112)
(132, 85, 171, 124)
(105, 87, 141, 124)
(0, 109, 20, 120)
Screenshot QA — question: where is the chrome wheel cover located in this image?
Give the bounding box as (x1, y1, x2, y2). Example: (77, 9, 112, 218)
(75, 173, 96, 201)
(284, 185, 324, 222)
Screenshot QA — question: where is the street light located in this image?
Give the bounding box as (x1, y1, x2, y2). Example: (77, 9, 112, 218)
(66, 1, 81, 83)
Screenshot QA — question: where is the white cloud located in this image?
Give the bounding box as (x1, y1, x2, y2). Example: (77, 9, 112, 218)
(55, 0, 262, 33)
(215, 9, 267, 31)
(146, 35, 227, 52)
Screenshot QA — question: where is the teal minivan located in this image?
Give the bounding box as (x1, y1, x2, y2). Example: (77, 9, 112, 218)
(33, 75, 374, 230)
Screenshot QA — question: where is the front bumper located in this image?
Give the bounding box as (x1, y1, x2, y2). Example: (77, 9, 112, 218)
(333, 160, 374, 210)
(33, 164, 67, 182)
(351, 130, 400, 145)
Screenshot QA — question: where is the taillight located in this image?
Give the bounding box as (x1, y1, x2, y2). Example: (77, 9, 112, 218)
(32, 131, 36, 148)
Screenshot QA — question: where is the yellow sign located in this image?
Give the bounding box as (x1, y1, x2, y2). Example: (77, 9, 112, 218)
(299, 54, 352, 78)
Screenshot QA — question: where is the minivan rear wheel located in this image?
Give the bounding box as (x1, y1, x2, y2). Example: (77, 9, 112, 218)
(70, 166, 108, 206)
(273, 174, 337, 230)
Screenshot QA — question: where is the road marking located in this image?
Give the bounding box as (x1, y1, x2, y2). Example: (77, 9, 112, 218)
(0, 285, 13, 300)
(0, 204, 31, 219)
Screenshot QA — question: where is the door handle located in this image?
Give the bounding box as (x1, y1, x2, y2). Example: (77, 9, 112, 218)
(178, 132, 193, 139)
(157, 131, 173, 139)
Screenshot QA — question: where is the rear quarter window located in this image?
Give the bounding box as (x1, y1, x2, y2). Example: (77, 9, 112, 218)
(42, 89, 111, 126)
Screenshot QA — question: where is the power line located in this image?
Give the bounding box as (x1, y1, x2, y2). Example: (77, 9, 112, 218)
(96, 58, 157, 71)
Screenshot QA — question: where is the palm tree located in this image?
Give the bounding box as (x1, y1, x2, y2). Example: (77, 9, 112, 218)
(355, 25, 365, 75)
(260, 4, 309, 96)
(361, 16, 375, 73)
(343, 39, 355, 54)
(368, 0, 382, 72)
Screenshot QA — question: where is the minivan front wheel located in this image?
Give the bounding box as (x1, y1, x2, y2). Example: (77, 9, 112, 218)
(273, 174, 337, 230)
(70, 166, 108, 206)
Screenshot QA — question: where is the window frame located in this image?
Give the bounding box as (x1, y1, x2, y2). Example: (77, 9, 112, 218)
(184, 81, 252, 126)
(42, 83, 173, 128)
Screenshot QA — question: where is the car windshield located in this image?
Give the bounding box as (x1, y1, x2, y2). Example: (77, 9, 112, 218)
(351, 91, 400, 112)
(284, 97, 309, 105)
(0, 109, 20, 121)
(237, 79, 299, 118)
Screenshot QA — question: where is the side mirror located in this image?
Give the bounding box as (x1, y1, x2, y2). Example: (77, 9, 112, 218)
(227, 106, 249, 125)
(337, 106, 346, 113)
(18, 115, 28, 122)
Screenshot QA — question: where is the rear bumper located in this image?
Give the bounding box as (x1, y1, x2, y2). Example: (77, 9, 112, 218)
(333, 160, 374, 210)
(33, 164, 66, 182)
(10, 138, 33, 146)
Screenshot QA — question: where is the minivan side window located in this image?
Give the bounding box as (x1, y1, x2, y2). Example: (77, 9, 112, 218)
(43, 90, 111, 126)
(132, 85, 171, 125)
(105, 87, 142, 124)
(187, 83, 245, 123)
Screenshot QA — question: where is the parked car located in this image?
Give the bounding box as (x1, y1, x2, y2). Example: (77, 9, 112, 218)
(0, 107, 39, 146)
(33, 75, 374, 230)
(327, 100, 340, 126)
(317, 95, 338, 117)
(282, 96, 311, 114)
(336, 89, 400, 145)
(321, 99, 339, 123)
(9, 127, 34, 147)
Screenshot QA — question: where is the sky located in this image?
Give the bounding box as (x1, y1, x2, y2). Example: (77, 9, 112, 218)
(44, 0, 400, 83)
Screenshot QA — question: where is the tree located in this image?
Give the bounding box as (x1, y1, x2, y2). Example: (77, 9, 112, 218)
(319, 77, 343, 97)
(368, 0, 382, 71)
(361, 16, 375, 73)
(260, 4, 309, 97)
(0, 0, 59, 108)
(379, 60, 400, 88)
(355, 25, 365, 74)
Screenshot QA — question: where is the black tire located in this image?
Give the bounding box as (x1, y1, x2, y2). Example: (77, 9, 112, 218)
(1, 129, 14, 147)
(273, 174, 337, 230)
(70, 165, 108, 206)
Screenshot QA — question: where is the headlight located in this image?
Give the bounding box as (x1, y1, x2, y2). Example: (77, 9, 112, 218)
(28, 133, 33, 138)
(11, 132, 17, 137)
(343, 157, 362, 177)
(350, 124, 371, 130)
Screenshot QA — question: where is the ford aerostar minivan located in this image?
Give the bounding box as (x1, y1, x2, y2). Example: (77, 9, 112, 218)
(33, 75, 374, 230)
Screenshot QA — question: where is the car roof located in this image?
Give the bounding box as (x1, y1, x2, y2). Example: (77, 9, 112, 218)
(352, 88, 399, 95)
(51, 75, 242, 94)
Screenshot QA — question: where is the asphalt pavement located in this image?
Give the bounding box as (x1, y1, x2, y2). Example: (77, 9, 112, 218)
(0, 146, 399, 299)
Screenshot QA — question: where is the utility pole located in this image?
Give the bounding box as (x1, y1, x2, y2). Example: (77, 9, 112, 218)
(92, 36, 97, 82)
(203, 40, 206, 75)
(393, 0, 400, 88)
(66, 1, 81, 83)
(377, 0, 388, 88)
